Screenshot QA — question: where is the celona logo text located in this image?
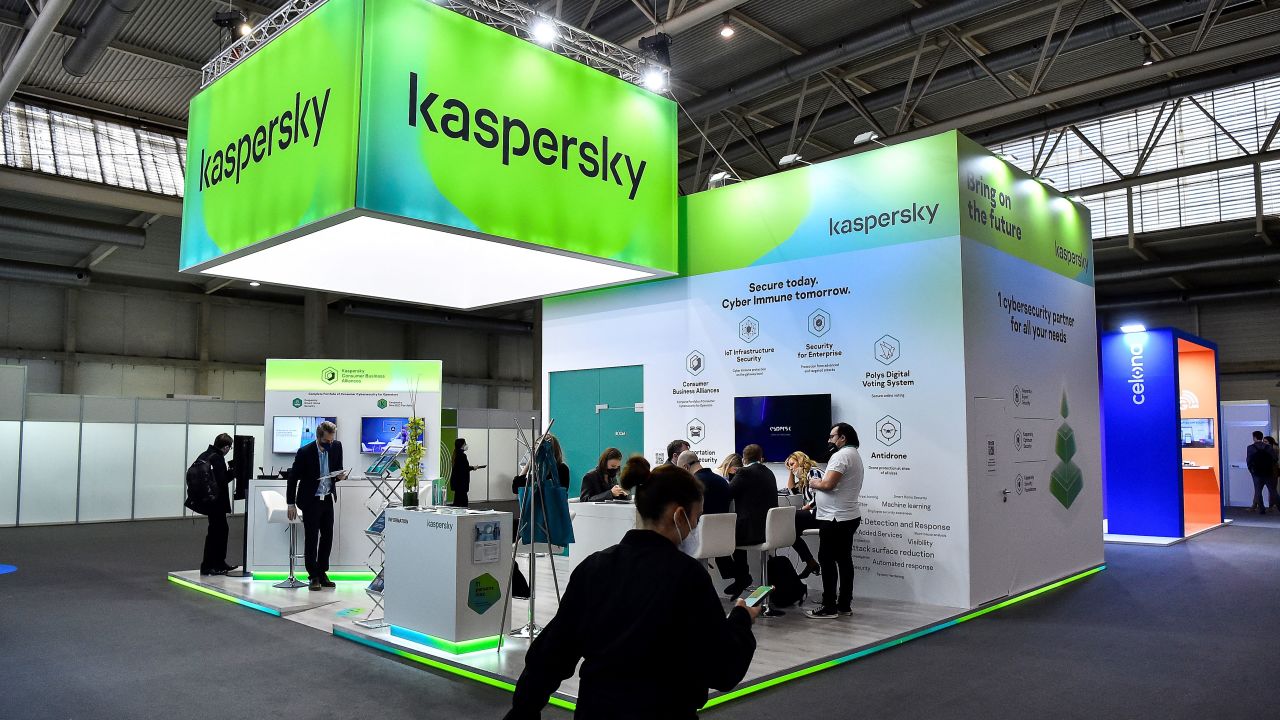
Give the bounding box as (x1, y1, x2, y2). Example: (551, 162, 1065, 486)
(377, 399, 389, 410)
(321, 367, 338, 385)
(292, 398, 303, 408)
(198, 89, 332, 191)
(1127, 339, 1145, 405)
(407, 73, 649, 200)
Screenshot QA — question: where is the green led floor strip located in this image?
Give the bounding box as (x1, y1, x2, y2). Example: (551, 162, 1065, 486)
(390, 625, 503, 655)
(250, 571, 377, 582)
(701, 564, 1106, 710)
(168, 575, 281, 616)
(334, 628, 575, 711)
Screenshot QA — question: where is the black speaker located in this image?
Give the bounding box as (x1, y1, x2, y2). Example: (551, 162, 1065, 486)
(233, 435, 254, 500)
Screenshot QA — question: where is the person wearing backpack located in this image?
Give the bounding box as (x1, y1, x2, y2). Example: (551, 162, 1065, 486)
(1246, 431, 1280, 513)
(197, 433, 235, 576)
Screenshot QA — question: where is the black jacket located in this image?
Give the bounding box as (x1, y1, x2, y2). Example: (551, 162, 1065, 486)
(204, 445, 232, 515)
(506, 530, 756, 719)
(451, 450, 473, 493)
(512, 462, 570, 495)
(729, 462, 777, 545)
(579, 468, 624, 502)
(287, 441, 344, 506)
(695, 467, 731, 516)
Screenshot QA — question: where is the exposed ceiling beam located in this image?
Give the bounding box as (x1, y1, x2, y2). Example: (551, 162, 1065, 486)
(0, 166, 183, 217)
(0, 9, 205, 73)
(14, 86, 188, 132)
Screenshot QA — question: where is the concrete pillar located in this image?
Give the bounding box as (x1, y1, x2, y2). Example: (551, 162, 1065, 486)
(304, 292, 328, 358)
(486, 333, 501, 409)
(195, 298, 211, 396)
(61, 288, 77, 394)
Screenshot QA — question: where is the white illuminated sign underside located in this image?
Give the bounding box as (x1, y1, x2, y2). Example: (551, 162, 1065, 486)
(199, 216, 660, 309)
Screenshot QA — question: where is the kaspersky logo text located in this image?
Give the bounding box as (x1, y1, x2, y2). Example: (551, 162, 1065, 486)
(198, 88, 332, 190)
(407, 73, 648, 200)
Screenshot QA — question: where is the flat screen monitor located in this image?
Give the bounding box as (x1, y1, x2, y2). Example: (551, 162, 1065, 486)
(1180, 418, 1214, 448)
(734, 393, 832, 463)
(272, 416, 337, 454)
(361, 417, 423, 454)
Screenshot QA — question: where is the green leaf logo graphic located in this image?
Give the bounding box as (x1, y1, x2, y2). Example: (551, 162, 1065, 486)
(1050, 390, 1082, 508)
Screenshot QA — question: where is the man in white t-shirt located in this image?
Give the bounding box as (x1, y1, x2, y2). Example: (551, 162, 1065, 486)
(805, 422, 864, 619)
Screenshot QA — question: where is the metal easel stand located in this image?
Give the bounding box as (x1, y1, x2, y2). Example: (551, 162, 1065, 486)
(498, 418, 563, 648)
(354, 444, 405, 630)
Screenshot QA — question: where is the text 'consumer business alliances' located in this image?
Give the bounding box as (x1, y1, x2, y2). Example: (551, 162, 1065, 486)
(407, 73, 648, 200)
(829, 202, 940, 236)
(198, 89, 332, 191)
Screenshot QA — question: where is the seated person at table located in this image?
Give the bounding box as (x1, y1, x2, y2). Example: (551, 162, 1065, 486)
(663, 438, 691, 466)
(677, 450, 736, 581)
(580, 448, 627, 502)
(724, 444, 778, 597)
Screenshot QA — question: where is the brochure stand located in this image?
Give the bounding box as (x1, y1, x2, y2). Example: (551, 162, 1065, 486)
(355, 443, 405, 630)
(498, 418, 563, 646)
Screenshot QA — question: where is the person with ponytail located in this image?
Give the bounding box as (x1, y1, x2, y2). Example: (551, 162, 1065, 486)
(506, 457, 759, 720)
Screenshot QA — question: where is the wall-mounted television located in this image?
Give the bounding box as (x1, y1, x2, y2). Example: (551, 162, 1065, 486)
(1180, 417, 1214, 448)
(272, 416, 337, 454)
(361, 417, 423, 454)
(734, 394, 832, 463)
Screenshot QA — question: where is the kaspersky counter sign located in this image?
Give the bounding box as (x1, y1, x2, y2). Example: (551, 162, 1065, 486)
(181, 0, 677, 309)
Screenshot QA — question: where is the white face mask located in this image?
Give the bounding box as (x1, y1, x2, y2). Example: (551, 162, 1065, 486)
(675, 508, 699, 555)
(461, 444, 468, 452)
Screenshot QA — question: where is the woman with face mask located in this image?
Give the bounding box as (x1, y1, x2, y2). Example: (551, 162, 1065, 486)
(449, 437, 487, 508)
(506, 458, 760, 720)
(580, 447, 627, 502)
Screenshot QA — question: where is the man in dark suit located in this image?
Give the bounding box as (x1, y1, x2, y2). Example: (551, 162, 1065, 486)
(200, 433, 236, 576)
(724, 444, 778, 597)
(287, 421, 348, 590)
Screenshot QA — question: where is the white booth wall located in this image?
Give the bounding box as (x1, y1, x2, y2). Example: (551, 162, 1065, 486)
(1222, 400, 1280, 507)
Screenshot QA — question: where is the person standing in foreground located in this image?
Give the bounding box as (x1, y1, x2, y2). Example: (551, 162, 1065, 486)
(199, 433, 236, 576)
(805, 423, 864, 619)
(1246, 431, 1280, 513)
(287, 421, 349, 590)
(505, 458, 759, 720)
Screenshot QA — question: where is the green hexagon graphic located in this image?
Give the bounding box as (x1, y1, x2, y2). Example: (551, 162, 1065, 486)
(1051, 391, 1083, 509)
(377, 398, 389, 410)
(468, 573, 501, 615)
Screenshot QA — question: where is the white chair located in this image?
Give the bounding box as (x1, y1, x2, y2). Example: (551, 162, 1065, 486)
(261, 490, 306, 589)
(737, 506, 797, 617)
(689, 513, 737, 561)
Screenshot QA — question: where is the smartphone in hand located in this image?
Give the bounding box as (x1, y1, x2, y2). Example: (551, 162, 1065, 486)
(742, 585, 774, 608)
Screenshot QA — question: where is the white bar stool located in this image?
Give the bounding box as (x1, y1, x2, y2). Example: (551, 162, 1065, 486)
(261, 490, 305, 589)
(736, 505, 796, 617)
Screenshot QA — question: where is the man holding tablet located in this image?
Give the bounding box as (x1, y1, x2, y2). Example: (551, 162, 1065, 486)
(287, 421, 348, 590)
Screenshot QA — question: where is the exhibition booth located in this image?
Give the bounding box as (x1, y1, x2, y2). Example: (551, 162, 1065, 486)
(166, 0, 1107, 711)
(1101, 328, 1226, 544)
(1221, 401, 1280, 508)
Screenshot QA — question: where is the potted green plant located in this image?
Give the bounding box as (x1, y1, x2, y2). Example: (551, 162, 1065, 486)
(401, 416, 426, 508)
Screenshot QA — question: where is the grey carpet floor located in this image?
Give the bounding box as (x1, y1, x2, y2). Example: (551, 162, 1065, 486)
(1, 516, 1277, 719)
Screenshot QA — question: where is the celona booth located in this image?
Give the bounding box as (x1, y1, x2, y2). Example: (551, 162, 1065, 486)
(173, 0, 1106, 711)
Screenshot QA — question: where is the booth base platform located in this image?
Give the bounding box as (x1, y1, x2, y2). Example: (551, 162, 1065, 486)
(169, 560, 1105, 711)
(1103, 519, 1231, 546)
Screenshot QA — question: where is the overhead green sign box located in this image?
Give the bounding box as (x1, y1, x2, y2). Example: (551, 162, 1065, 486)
(181, 0, 677, 309)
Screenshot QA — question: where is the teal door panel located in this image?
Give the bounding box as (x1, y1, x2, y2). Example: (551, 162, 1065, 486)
(549, 365, 644, 499)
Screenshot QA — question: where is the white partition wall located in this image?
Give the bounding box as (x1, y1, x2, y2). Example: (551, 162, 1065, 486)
(133, 424, 188, 519)
(78, 423, 137, 522)
(0, 421, 20, 525)
(19, 422, 81, 524)
(487, 429, 520, 502)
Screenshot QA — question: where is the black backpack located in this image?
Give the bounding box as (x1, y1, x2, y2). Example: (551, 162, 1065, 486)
(766, 555, 807, 608)
(184, 452, 217, 516)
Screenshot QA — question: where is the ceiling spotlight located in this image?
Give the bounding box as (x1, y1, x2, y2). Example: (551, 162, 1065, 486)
(720, 15, 735, 38)
(1119, 323, 1146, 334)
(1142, 44, 1155, 66)
(708, 170, 733, 188)
(779, 153, 808, 167)
(854, 131, 880, 145)
(212, 9, 248, 33)
(531, 17, 558, 46)
(638, 32, 672, 68)
(249, 281, 261, 287)
(239, 21, 252, 36)
(642, 65, 668, 92)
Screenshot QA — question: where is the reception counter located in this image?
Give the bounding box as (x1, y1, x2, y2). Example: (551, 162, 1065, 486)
(567, 501, 636, 571)
(245, 476, 380, 576)
(383, 506, 514, 653)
